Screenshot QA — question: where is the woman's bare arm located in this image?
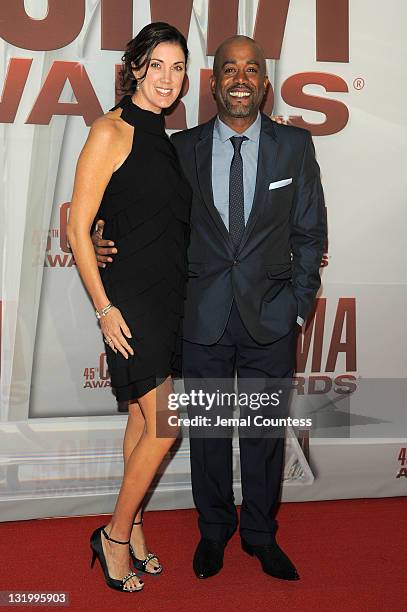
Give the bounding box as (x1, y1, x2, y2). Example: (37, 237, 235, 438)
(67, 116, 133, 358)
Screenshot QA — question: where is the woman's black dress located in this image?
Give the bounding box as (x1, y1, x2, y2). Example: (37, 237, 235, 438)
(98, 96, 191, 401)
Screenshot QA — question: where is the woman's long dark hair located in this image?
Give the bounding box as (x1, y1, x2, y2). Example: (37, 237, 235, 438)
(118, 22, 189, 95)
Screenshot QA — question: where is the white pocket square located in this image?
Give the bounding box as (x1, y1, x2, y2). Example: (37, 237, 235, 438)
(269, 178, 292, 190)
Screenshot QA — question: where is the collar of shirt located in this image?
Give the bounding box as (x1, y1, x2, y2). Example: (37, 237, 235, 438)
(214, 112, 261, 143)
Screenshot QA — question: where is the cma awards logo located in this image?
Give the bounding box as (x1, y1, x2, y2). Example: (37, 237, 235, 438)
(44, 202, 75, 268)
(396, 448, 407, 479)
(295, 296, 357, 395)
(0, 0, 353, 135)
(83, 352, 111, 389)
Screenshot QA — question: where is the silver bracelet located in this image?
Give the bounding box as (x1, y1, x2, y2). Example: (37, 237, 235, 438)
(95, 302, 113, 319)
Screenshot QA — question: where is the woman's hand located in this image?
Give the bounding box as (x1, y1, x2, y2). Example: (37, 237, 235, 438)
(100, 307, 134, 359)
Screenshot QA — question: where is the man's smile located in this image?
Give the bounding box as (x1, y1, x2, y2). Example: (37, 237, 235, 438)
(229, 91, 251, 98)
(228, 86, 253, 99)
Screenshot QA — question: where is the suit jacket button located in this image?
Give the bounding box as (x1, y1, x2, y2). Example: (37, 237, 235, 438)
(233, 260, 238, 265)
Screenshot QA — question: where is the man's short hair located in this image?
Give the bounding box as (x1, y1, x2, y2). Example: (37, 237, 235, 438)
(213, 35, 267, 77)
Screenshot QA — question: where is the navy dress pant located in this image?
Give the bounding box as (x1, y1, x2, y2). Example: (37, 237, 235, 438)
(183, 302, 298, 546)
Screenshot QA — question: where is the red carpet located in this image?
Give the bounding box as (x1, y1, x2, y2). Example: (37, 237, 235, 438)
(0, 498, 406, 611)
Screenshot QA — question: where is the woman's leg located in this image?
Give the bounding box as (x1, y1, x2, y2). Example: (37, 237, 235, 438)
(102, 377, 177, 588)
(122, 399, 161, 572)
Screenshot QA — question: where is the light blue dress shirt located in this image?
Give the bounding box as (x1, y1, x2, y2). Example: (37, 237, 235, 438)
(212, 113, 261, 230)
(211, 113, 304, 327)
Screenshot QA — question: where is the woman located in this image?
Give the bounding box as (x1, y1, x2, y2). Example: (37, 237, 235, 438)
(67, 22, 191, 593)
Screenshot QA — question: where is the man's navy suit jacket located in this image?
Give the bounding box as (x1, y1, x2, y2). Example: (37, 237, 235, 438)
(171, 113, 327, 345)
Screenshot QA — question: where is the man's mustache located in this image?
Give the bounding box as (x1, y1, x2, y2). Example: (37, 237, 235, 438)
(226, 84, 254, 94)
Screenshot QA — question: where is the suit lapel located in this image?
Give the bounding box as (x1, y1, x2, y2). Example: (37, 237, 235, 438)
(238, 114, 278, 253)
(195, 119, 233, 247)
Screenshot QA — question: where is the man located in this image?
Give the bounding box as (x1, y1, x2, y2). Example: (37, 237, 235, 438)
(94, 35, 327, 581)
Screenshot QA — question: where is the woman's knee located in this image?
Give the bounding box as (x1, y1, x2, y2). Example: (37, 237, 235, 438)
(128, 401, 144, 422)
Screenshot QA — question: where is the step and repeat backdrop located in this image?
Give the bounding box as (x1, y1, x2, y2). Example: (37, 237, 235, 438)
(1, 1, 406, 521)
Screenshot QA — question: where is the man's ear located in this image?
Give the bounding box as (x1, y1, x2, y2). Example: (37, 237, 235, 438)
(209, 74, 216, 98)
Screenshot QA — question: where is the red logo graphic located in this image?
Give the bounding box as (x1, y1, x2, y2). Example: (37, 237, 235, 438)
(294, 297, 357, 395)
(44, 202, 75, 268)
(83, 352, 111, 389)
(0, 1, 352, 135)
(396, 448, 407, 478)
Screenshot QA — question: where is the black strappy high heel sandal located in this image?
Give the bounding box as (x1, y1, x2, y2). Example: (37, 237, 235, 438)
(90, 526, 144, 592)
(130, 519, 163, 575)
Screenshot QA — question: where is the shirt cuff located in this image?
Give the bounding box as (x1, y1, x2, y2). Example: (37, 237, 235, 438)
(296, 315, 305, 326)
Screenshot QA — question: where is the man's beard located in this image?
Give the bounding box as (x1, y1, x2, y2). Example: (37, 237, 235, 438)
(222, 92, 258, 118)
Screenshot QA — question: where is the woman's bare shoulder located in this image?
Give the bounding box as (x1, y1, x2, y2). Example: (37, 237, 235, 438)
(90, 111, 125, 139)
(85, 110, 132, 156)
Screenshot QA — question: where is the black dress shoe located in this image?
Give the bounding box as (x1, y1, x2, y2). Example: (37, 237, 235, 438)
(193, 538, 226, 579)
(241, 538, 300, 581)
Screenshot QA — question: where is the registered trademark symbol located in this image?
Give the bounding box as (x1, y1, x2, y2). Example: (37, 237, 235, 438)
(353, 77, 365, 90)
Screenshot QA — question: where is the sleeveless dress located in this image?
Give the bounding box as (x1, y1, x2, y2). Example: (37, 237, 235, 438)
(98, 96, 191, 401)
